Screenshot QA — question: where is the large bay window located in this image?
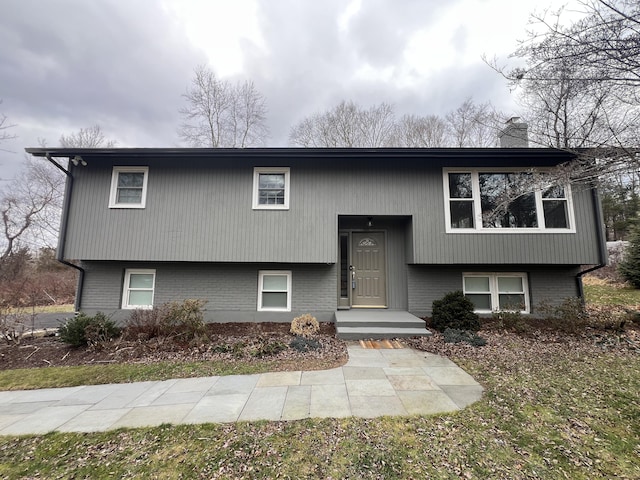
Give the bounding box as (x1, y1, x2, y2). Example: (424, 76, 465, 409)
(463, 273, 529, 313)
(445, 169, 573, 232)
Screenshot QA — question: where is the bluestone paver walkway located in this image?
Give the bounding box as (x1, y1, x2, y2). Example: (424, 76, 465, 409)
(0, 344, 483, 435)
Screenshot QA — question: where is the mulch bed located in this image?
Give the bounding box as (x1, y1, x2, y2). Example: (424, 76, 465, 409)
(0, 322, 348, 372)
(1, 321, 638, 374)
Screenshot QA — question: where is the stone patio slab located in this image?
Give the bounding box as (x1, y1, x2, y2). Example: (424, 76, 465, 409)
(257, 371, 301, 387)
(239, 386, 288, 421)
(184, 394, 249, 423)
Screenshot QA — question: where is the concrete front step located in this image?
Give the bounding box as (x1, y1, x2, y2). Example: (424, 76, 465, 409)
(335, 309, 431, 340)
(337, 326, 431, 340)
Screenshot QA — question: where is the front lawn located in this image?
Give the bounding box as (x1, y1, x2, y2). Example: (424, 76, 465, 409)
(1, 332, 638, 479)
(583, 275, 640, 307)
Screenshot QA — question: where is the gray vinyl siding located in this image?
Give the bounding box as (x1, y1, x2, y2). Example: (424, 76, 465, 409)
(80, 261, 336, 323)
(407, 264, 581, 318)
(64, 160, 602, 265)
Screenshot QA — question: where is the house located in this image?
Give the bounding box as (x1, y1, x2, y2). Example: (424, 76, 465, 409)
(26, 127, 607, 337)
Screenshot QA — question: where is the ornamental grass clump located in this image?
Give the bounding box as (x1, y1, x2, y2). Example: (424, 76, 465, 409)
(290, 313, 319, 338)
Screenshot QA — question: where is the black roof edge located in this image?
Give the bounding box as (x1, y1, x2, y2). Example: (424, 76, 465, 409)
(25, 146, 580, 160)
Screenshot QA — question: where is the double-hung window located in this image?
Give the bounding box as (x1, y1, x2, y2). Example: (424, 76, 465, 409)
(463, 273, 529, 313)
(252, 167, 290, 209)
(257, 270, 291, 311)
(109, 166, 149, 208)
(444, 169, 573, 232)
(122, 269, 156, 309)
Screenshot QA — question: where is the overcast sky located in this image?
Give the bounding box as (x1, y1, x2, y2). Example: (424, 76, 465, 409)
(0, 0, 582, 181)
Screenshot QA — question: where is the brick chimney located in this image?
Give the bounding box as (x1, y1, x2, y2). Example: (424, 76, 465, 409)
(498, 117, 528, 147)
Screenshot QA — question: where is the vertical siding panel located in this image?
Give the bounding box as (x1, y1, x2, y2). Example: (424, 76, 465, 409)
(65, 157, 601, 266)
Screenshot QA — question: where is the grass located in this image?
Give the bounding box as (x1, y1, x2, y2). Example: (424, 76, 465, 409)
(583, 276, 640, 307)
(6, 304, 74, 314)
(0, 342, 638, 478)
(0, 360, 287, 391)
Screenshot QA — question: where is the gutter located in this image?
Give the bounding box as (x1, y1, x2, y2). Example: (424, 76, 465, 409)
(45, 153, 85, 312)
(575, 184, 607, 301)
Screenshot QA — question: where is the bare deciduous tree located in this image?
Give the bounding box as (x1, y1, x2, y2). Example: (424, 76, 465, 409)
(59, 124, 117, 148)
(1, 125, 118, 260)
(482, 0, 640, 209)
(1, 158, 62, 261)
(0, 100, 16, 147)
(394, 114, 449, 147)
(487, 1, 639, 169)
(290, 99, 505, 148)
(289, 101, 397, 147)
(178, 65, 269, 147)
(445, 99, 503, 148)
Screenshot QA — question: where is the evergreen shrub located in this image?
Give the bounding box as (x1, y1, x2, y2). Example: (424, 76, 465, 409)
(431, 291, 480, 332)
(58, 312, 120, 347)
(618, 224, 640, 288)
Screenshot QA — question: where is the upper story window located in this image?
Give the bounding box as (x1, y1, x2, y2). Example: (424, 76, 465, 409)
(252, 167, 290, 210)
(109, 166, 149, 209)
(444, 169, 574, 233)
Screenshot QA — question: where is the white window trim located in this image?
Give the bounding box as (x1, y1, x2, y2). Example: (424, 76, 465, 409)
(463, 272, 530, 313)
(257, 270, 292, 312)
(122, 268, 156, 309)
(443, 168, 575, 233)
(109, 166, 149, 209)
(252, 167, 290, 210)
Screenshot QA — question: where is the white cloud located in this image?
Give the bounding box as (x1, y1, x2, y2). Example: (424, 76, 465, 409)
(162, 0, 266, 78)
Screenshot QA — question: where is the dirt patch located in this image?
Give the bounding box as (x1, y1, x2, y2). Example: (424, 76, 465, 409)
(0, 322, 348, 372)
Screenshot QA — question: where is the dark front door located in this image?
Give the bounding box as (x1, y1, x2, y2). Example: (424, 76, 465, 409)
(351, 232, 387, 307)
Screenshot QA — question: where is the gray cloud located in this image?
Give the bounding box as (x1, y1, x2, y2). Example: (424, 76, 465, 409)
(1, 0, 206, 176)
(1, 0, 528, 179)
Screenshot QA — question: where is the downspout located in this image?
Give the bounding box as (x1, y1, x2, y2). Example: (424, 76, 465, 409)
(46, 153, 85, 312)
(575, 184, 607, 301)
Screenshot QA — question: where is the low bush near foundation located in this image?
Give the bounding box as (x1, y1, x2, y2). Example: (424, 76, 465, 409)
(290, 335, 321, 352)
(250, 337, 288, 358)
(538, 297, 590, 333)
(163, 299, 208, 341)
(58, 312, 120, 347)
(431, 291, 480, 332)
(442, 328, 487, 347)
(124, 299, 208, 342)
(290, 313, 319, 337)
(492, 310, 529, 333)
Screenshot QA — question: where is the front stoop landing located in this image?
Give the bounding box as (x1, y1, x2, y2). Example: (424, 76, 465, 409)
(335, 310, 431, 340)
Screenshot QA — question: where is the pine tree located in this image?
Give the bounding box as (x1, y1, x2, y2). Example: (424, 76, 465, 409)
(618, 223, 640, 288)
